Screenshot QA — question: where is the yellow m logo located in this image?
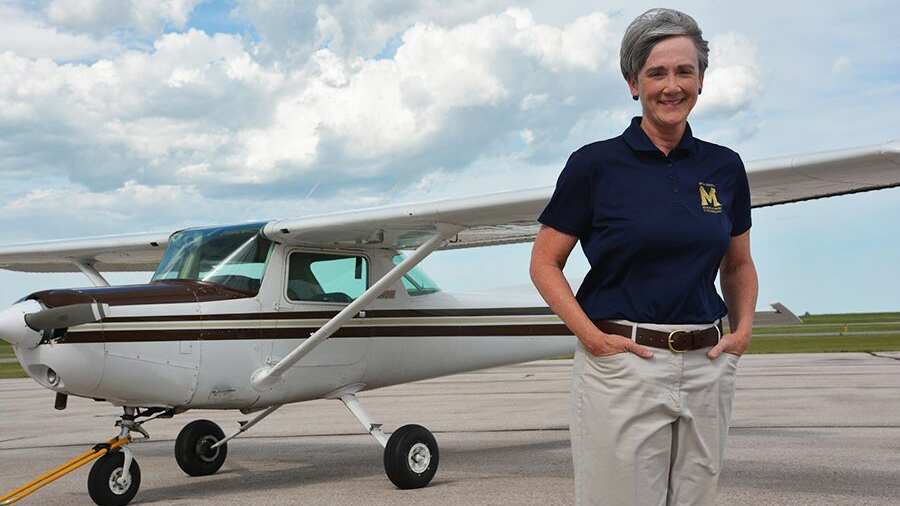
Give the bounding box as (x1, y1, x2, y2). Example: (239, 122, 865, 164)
(699, 185, 721, 207)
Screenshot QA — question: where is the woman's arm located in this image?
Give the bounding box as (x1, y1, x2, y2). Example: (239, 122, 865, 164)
(708, 230, 759, 358)
(530, 225, 653, 358)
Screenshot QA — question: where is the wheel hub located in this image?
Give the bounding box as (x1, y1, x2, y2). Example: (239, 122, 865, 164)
(196, 435, 221, 463)
(407, 443, 431, 474)
(108, 467, 131, 495)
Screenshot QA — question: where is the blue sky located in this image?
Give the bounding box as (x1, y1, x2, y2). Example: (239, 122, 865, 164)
(0, 0, 897, 314)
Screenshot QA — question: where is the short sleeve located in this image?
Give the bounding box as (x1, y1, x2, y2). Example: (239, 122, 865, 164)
(538, 150, 593, 238)
(731, 156, 752, 236)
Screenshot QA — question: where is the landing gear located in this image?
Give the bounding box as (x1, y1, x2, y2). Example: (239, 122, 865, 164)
(87, 451, 141, 506)
(384, 424, 439, 489)
(86, 406, 150, 506)
(337, 392, 440, 489)
(174, 419, 228, 476)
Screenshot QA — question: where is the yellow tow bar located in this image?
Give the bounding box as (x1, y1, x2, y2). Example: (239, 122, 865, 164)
(0, 436, 131, 505)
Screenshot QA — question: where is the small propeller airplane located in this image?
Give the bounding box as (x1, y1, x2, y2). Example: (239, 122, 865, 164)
(0, 140, 898, 506)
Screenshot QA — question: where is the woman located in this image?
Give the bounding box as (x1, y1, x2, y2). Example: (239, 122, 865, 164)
(530, 8, 758, 506)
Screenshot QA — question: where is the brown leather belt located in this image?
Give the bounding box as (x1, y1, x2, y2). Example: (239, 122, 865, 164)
(593, 320, 722, 353)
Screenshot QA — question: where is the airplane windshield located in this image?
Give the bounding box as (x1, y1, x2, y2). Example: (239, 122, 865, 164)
(152, 223, 274, 295)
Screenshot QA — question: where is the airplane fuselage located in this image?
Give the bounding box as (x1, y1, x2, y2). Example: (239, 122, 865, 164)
(11, 242, 575, 410)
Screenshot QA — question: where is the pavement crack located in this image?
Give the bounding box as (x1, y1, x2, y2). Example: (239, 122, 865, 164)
(867, 352, 900, 362)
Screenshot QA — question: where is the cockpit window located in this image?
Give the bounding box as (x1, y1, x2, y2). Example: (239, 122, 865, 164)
(392, 254, 441, 296)
(152, 223, 273, 295)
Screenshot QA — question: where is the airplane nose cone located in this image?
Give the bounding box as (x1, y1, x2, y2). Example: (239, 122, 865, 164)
(0, 299, 45, 349)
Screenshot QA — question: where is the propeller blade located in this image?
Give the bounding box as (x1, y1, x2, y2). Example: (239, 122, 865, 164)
(24, 302, 107, 331)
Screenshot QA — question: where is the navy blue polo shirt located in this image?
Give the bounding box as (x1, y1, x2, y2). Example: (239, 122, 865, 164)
(539, 117, 751, 324)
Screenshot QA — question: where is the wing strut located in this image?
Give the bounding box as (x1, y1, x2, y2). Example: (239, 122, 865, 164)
(250, 224, 464, 392)
(70, 259, 110, 287)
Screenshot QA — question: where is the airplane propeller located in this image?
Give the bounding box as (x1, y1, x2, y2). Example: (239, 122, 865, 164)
(24, 302, 108, 331)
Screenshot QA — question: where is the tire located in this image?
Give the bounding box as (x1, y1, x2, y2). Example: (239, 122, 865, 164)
(383, 424, 439, 489)
(87, 452, 141, 506)
(174, 419, 228, 476)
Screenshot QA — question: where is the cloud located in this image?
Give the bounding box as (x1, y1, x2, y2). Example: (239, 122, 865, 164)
(45, 0, 205, 37)
(0, 177, 332, 243)
(1, 8, 622, 197)
(0, 29, 283, 189)
(0, 181, 204, 241)
(693, 33, 764, 119)
(832, 55, 851, 76)
(0, 4, 119, 61)
(230, 0, 510, 65)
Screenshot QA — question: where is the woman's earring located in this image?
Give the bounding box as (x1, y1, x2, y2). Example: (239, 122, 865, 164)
(632, 95, 639, 101)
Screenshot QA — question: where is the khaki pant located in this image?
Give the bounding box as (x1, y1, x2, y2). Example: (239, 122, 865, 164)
(571, 321, 739, 506)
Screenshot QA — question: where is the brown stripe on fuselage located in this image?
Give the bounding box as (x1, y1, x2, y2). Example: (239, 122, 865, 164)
(60, 323, 571, 344)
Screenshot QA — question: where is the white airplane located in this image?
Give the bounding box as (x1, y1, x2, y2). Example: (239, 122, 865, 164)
(0, 141, 898, 506)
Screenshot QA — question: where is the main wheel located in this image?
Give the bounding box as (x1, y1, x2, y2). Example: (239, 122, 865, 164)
(87, 452, 141, 506)
(175, 419, 228, 476)
(383, 424, 439, 489)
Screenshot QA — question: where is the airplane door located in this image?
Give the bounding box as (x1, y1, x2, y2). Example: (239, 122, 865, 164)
(264, 250, 372, 403)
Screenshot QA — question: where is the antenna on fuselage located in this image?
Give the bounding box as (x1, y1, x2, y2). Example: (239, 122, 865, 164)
(304, 181, 320, 200)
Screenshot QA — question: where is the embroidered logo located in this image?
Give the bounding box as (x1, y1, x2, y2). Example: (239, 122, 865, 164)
(699, 183, 722, 213)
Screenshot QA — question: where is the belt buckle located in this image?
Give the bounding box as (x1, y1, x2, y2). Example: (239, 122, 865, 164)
(667, 330, 689, 353)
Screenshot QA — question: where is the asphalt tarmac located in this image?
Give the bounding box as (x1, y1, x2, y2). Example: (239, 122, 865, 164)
(1, 352, 899, 505)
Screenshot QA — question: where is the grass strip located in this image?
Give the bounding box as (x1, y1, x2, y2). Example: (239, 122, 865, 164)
(0, 341, 15, 359)
(800, 312, 900, 324)
(746, 333, 900, 354)
(0, 362, 27, 379)
(753, 324, 900, 335)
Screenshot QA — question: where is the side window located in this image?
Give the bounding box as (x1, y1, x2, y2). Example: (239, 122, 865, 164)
(287, 252, 368, 303)
(392, 254, 441, 296)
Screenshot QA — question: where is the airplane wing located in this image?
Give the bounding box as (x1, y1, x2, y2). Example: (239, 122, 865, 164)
(747, 140, 900, 207)
(0, 232, 171, 273)
(0, 140, 898, 273)
(266, 140, 900, 249)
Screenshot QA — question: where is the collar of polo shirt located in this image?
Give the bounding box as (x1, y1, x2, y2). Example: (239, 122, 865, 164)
(623, 116, 697, 156)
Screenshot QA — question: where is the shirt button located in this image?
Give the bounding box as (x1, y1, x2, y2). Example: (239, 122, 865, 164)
(666, 163, 673, 168)
(669, 175, 675, 180)
(672, 188, 679, 193)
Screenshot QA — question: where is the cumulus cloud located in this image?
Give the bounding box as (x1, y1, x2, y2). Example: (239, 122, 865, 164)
(239, 8, 616, 179)
(693, 33, 764, 119)
(45, 0, 205, 37)
(1, 8, 622, 195)
(230, 0, 510, 65)
(0, 3, 118, 61)
(0, 29, 283, 189)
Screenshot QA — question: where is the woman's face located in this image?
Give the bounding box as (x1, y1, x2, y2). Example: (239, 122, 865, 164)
(627, 35, 704, 131)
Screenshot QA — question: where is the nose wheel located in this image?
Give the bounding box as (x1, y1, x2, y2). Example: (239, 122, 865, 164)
(87, 451, 141, 506)
(174, 419, 228, 476)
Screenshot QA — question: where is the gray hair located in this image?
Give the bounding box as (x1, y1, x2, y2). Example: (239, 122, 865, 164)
(619, 8, 709, 82)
